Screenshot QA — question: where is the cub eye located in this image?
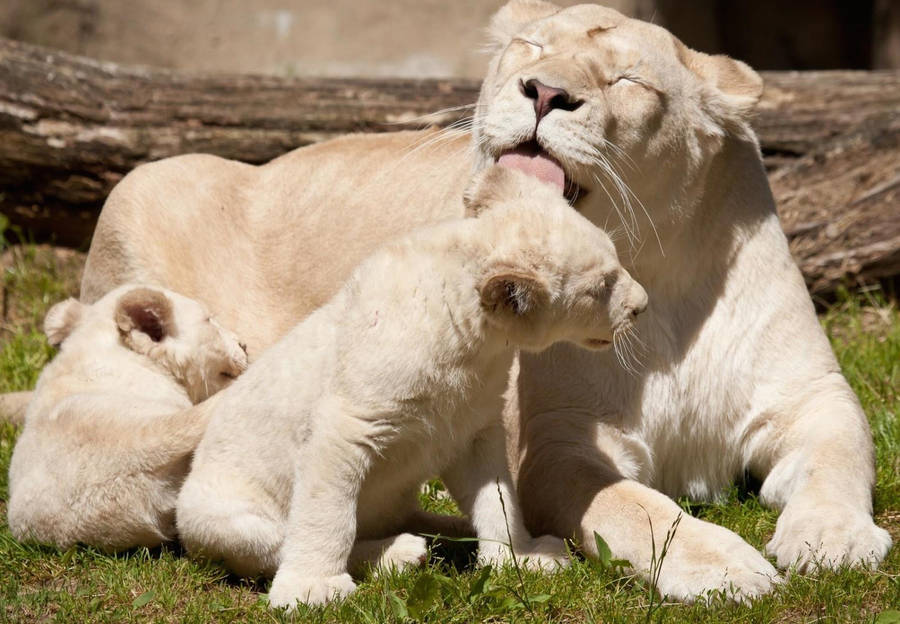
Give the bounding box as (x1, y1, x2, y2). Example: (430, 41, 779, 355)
(219, 371, 237, 380)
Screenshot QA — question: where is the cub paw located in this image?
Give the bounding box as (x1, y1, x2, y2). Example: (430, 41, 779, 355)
(478, 535, 570, 572)
(377, 533, 428, 570)
(766, 504, 892, 572)
(268, 570, 356, 609)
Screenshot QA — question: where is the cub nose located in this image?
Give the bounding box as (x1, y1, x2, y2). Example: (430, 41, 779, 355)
(520, 79, 583, 125)
(628, 282, 648, 318)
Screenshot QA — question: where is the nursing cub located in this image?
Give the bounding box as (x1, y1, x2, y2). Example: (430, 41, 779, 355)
(176, 167, 648, 609)
(7, 285, 248, 550)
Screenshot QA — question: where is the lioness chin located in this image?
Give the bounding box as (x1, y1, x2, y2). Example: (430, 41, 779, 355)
(77, 0, 890, 602)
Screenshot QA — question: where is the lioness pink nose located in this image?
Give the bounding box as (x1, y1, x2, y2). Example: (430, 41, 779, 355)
(520, 79, 583, 125)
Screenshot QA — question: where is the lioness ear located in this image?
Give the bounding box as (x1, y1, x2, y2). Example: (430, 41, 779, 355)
(488, 0, 559, 49)
(479, 270, 548, 317)
(463, 166, 527, 216)
(678, 43, 763, 118)
(115, 288, 175, 343)
(44, 298, 84, 347)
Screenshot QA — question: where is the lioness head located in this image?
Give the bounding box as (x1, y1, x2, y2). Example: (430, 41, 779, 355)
(471, 0, 763, 247)
(469, 166, 647, 354)
(45, 285, 249, 403)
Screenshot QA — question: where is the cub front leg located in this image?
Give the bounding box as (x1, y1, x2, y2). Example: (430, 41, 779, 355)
(267, 418, 374, 610)
(746, 375, 892, 571)
(442, 423, 569, 572)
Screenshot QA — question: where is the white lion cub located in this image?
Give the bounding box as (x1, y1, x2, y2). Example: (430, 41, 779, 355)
(177, 167, 649, 609)
(7, 284, 248, 551)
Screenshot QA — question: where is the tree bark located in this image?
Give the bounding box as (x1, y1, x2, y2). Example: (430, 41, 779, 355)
(1, 37, 898, 294)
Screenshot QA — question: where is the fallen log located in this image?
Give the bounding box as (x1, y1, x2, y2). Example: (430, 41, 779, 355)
(0, 37, 898, 294)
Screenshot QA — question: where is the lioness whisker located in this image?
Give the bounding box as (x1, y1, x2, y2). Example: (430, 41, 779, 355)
(381, 103, 477, 127)
(590, 156, 638, 244)
(591, 146, 664, 258)
(356, 126, 472, 196)
(591, 172, 638, 248)
(599, 137, 638, 172)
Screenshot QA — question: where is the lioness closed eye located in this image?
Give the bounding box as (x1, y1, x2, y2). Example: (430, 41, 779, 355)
(7, 284, 248, 551)
(176, 167, 648, 609)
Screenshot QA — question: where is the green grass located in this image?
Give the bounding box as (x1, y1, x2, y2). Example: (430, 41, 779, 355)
(0, 246, 898, 623)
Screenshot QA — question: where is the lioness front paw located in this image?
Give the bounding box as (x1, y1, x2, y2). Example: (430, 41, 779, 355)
(766, 504, 892, 572)
(650, 516, 780, 603)
(479, 535, 569, 572)
(268, 570, 356, 609)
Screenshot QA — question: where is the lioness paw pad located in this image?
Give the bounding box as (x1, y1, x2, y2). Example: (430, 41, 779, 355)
(652, 517, 780, 603)
(766, 505, 892, 572)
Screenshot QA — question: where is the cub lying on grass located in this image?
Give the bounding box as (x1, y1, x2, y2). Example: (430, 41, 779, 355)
(7, 285, 248, 551)
(176, 167, 649, 609)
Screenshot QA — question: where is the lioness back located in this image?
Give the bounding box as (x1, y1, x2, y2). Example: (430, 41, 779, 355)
(83, 131, 472, 356)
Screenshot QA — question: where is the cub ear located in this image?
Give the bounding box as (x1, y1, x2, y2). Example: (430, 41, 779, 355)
(479, 270, 548, 317)
(115, 288, 175, 343)
(678, 43, 763, 118)
(488, 0, 559, 49)
(44, 298, 84, 347)
(463, 166, 528, 216)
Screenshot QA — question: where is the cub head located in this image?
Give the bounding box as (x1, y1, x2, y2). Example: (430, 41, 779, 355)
(471, 166, 648, 355)
(113, 287, 249, 403)
(44, 286, 249, 403)
(472, 0, 763, 239)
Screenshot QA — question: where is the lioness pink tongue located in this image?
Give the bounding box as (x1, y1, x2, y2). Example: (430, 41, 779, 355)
(497, 147, 565, 191)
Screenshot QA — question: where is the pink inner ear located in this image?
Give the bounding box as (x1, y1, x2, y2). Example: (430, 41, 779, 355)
(130, 307, 166, 342)
(498, 146, 566, 191)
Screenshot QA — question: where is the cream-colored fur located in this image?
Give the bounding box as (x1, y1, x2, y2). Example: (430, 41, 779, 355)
(0, 391, 31, 426)
(75, 0, 889, 602)
(7, 285, 248, 550)
(177, 168, 648, 608)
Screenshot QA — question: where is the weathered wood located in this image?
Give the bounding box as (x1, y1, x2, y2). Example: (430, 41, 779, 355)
(0, 37, 480, 245)
(772, 111, 900, 294)
(0, 37, 898, 294)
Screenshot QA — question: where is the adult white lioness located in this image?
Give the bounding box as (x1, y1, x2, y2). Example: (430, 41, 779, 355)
(77, 0, 890, 601)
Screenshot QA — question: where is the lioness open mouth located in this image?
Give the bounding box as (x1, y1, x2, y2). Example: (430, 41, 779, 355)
(496, 140, 584, 204)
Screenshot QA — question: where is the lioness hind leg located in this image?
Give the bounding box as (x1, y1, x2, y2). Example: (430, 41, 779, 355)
(176, 474, 283, 578)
